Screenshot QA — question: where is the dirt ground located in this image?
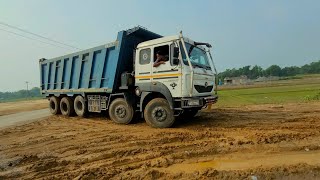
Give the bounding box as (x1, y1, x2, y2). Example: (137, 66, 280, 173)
(0, 99, 48, 116)
(0, 102, 320, 179)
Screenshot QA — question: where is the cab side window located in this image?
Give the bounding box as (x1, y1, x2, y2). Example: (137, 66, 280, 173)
(139, 48, 151, 65)
(154, 45, 169, 61)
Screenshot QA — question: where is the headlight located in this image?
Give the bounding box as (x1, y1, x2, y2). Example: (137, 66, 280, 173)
(188, 99, 200, 106)
(135, 87, 141, 96)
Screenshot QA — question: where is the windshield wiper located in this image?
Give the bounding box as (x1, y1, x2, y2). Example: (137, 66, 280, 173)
(192, 64, 203, 69)
(192, 64, 211, 70)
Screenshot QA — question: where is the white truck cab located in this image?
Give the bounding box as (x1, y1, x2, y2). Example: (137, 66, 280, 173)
(134, 32, 218, 127)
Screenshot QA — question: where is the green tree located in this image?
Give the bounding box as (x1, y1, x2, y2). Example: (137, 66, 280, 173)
(218, 60, 320, 80)
(0, 87, 42, 102)
(282, 66, 300, 76)
(265, 65, 282, 76)
(250, 65, 264, 79)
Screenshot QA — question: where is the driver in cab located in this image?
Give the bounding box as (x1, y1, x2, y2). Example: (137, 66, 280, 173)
(153, 50, 168, 67)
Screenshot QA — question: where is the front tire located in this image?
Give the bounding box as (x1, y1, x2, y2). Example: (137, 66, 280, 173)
(60, 97, 74, 116)
(49, 96, 61, 115)
(144, 98, 175, 128)
(109, 98, 134, 124)
(74, 95, 87, 117)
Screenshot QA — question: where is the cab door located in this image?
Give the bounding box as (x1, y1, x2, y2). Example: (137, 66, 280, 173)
(135, 48, 152, 83)
(152, 43, 182, 97)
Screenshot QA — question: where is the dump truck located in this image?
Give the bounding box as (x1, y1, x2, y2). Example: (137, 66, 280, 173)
(39, 26, 218, 128)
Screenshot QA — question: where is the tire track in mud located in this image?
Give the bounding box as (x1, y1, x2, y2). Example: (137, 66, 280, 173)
(0, 102, 320, 179)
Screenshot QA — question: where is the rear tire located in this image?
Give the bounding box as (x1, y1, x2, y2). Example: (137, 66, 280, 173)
(60, 97, 74, 116)
(74, 95, 87, 117)
(49, 96, 61, 115)
(109, 98, 134, 124)
(144, 98, 175, 128)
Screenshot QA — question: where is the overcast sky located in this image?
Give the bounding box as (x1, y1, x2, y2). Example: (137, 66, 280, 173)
(0, 0, 319, 91)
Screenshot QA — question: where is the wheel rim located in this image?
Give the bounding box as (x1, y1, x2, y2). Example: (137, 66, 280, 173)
(115, 105, 127, 118)
(50, 101, 56, 110)
(152, 107, 167, 122)
(61, 102, 68, 112)
(76, 101, 83, 111)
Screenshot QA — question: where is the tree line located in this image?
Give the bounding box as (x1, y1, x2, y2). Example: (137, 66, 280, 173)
(219, 60, 320, 80)
(1, 60, 320, 102)
(0, 87, 43, 102)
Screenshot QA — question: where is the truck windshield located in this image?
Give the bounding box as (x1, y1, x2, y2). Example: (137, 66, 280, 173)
(180, 42, 211, 70)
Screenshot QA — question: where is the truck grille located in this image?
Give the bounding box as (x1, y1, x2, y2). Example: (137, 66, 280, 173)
(194, 85, 213, 93)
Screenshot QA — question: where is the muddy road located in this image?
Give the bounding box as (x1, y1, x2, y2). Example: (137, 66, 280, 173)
(0, 109, 50, 129)
(0, 99, 47, 116)
(0, 102, 320, 179)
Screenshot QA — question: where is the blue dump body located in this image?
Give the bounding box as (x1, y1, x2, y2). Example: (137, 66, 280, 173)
(40, 27, 162, 96)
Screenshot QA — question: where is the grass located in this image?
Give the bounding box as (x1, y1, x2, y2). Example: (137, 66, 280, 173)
(216, 75, 320, 107)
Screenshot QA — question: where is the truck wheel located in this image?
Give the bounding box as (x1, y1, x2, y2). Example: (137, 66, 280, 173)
(144, 98, 175, 128)
(74, 95, 87, 117)
(179, 108, 199, 120)
(49, 96, 61, 115)
(60, 97, 74, 116)
(109, 98, 134, 124)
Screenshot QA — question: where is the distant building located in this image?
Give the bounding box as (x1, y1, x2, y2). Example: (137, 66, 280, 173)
(255, 76, 280, 82)
(224, 75, 249, 85)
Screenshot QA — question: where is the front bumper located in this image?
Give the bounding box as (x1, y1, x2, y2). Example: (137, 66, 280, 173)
(203, 95, 218, 105)
(180, 95, 218, 108)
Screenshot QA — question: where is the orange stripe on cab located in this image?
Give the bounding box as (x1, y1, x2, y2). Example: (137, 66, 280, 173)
(135, 73, 182, 79)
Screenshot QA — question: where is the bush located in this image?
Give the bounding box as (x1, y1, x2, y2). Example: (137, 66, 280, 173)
(304, 92, 320, 101)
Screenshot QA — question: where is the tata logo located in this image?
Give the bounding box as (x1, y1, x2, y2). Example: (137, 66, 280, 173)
(142, 53, 148, 60)
(204, 82, 208, 88)
(170, 82, 177, 89)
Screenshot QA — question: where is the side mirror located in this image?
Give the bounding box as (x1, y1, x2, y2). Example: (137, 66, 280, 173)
(172, 47, 179, 65)
(173, 47, 179, 58)
(172, 58, 179, 65)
